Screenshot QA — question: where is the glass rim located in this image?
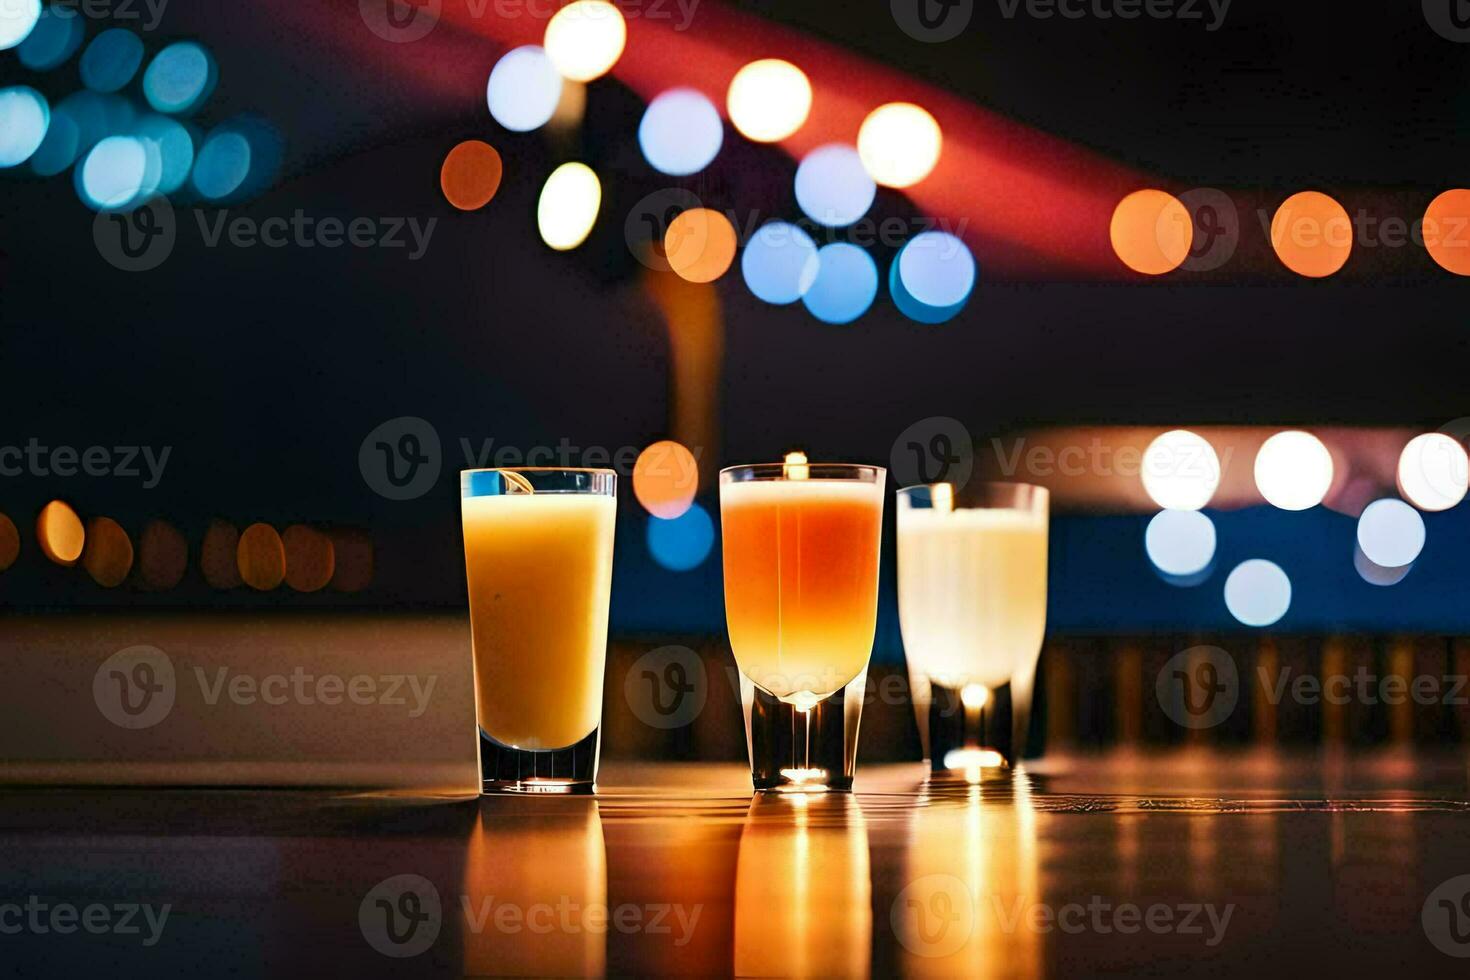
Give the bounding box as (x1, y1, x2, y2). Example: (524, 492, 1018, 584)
(719, 462, 885, 479)
(460, 466, 618, 477)
(896, 479, 1048, 496)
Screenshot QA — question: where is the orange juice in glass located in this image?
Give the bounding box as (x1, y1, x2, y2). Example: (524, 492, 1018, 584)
(720, 457, 885, 792)
(461, 468, 616, 794)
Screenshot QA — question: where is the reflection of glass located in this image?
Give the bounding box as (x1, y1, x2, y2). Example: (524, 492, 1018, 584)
(463, 796, 607, 976)
(720, 461, 886, 792)
(734, 794, 871, 977)
(461, 468, 617, 794)
(897, 482, 1049, 774)
(893, 773, 1039, 976)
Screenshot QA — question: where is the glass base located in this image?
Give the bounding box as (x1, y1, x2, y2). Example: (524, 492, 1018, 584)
(740, 670, 868, 793)
(480, 727, 599, 795)
(911, 673, 1015, 774)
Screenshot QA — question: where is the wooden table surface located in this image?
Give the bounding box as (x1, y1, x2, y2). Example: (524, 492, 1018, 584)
(2, 751, 1468, 977)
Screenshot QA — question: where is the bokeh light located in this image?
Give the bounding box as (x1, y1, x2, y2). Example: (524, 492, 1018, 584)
(17, 4, 82, 69)
(1270, 190, 1352, 278)
(543, 0, 626, 82)
(80, 28, 145, 93)
(633, 440, 699, 519)
(726, 59, 810, 143)
(0, 86, 50, 168)
(440, 139, 503, 211)
(1145, 509, 1217, 578)
(77, 135, 148, 210)
(191, 116, 282, 202)
(0, 0, 39, 50)
(143, 41, 218, 115)
(857, 102, 941, 188)
(36, 500, 84, 566)
(802, 243, 878, 324)
(1397, 432, 1469, 512)
(1224, 559, 1291, 627)
(1253, 430, 1333, 511)
(638, 88, 723, 177)
(898, 230, 975, 308)
(1355, 545, 1412, 587)
(795, 144, 876, 227)
(1142, 429, 1220, 511)
(665, 207, 737, 283)
(1424, 189, 1470, 276)
(486, 45, 563, 132)
(133, 114, 195, 194)
(740, 221, 819, 305)
(1110, 189, 1192, 275)
(537, 161, 602, 251)
(647, 501, 715, 571)
(1356, 498, 1425, 569)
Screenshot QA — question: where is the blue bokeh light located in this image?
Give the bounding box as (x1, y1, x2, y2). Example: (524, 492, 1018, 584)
(1356, 498, 1425, 569)
(801, 243, 878, 324)
(80, 28, 145, 93)
(0, 86, 50, 168)
(1223, 559, 1291, 627)
(17, 4, 83, 69)
(133, 114, 194, 194)
(143, 41, 218, 115)
(77, 134, 148, 210)
(890, 231, 976, 324)
(486, 45, 563, 133)
(740, 221, 819, 305)
(647, 501, 715, 572)
(31, 91, 134, 176)
(191, 116, 281, 202)
(1145, 509, 1216, 581)
(0, 0, 40, 50)
(638, 87, 723, 177)
(794, 144, 875, 227)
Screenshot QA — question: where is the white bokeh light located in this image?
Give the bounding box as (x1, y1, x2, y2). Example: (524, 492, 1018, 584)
(1254, 430, 1334, 511)
(1145, 509, 1217, 578)
(537, 162, 601, 251)
(543, 0, 626, 82)
(0, 0, 40, 51)
(1397, 433, 1469, 512)
(857, 102, 941, 188)
(1224, 560, 1291, 627)
(1356, 498, 1425, 569)
(487, 46, 563, 132)
(726, 59, 811, 143)
(1142, 430, 1221, 512)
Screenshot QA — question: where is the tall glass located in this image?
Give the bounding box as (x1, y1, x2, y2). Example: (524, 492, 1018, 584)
(720, 461, 886, 792)
(896, 482, 1049, 776)
(461, 468, 617, 794)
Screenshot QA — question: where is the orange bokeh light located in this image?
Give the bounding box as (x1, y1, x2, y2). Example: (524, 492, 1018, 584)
(665, 208, 737, 283)
(633, 440, 700, 519)
(440, 140, 504, 212)
(36, 500, 84, 566)
(1270, 191, 1352, 278)
(1109, 189, 1192, 275)
(1423, 189, 1470, 276)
